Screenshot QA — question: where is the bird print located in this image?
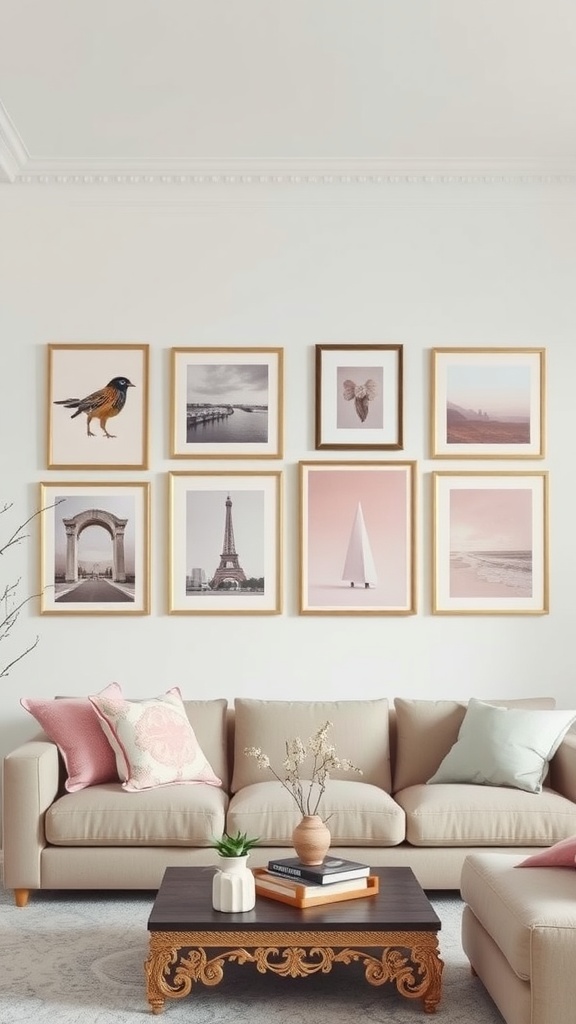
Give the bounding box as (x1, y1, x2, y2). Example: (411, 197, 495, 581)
(54, 376, 135, 438)
(342, 378, 377, 423)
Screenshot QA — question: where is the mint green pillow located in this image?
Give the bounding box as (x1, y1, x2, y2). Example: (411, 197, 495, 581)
(427, 698, 576, 793)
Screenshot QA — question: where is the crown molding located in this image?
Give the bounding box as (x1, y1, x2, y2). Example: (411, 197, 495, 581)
(7, 157, 576, 188)
(0, 102, 29, 182)
(2, 104, 576, 187)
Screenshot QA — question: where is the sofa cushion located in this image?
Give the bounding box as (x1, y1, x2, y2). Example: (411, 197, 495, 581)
(182, 698, 230, 792)
(89, 687, 222, 792)
(393, 697, 557, 792)
(461, 852, 576, 981)
(226, 779, 405, 846)
(45, 783, 228, 846)
(516, 834, 576, 868)
(231, 698, 391, 793)
(427, 700, 576, 793)
(395, 783, 576, 847)
(20, 683, 122, 792)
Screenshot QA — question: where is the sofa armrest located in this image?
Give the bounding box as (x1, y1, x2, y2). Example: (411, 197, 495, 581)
(2, 739, 61, 891)
(549, 729, 576, 803)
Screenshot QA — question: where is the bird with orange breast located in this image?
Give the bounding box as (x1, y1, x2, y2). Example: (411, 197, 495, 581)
(54, 376, 135, 438)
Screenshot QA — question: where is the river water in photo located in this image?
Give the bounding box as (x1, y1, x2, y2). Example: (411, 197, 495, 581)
(186, 408, 268, 444)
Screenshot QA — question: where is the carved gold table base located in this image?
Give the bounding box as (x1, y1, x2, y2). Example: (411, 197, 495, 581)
(145, 928, 443, 1014)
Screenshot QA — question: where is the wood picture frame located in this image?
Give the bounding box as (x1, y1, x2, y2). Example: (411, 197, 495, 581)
(315, 344, 403, 450)
(299, 461, 416, 615)
(47, 343, 149, 469)
(430, 347, 546, 458)
(39, 481, 150, 615)
(170, 347, 284, 459)
(168, 470, 282, 614)
(432, 471, 549, 615)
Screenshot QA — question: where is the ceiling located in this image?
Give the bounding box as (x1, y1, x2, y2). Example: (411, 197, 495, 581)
(2, 0, 576, 186)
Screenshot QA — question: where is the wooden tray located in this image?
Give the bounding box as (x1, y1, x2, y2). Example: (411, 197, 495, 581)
(253, 870, 379, 908)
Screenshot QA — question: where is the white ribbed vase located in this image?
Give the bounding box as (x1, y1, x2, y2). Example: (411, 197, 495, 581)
(212, 855, 256, 912)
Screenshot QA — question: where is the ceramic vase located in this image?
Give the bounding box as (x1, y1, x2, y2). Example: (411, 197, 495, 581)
(212, 855, 256, 912)
(292, 814, 331, 865)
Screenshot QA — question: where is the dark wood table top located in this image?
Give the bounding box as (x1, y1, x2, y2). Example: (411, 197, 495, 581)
(148, 866, 441, 934)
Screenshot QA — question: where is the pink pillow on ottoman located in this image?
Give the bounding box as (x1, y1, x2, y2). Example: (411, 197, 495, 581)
(88, 686, 222, 792)
(516, 835, 576, 868)
(20, 682, 121, 791)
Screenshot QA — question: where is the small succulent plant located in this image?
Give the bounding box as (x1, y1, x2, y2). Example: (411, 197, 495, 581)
(211, 830, 260, 857)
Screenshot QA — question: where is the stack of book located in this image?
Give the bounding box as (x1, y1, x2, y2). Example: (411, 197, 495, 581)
(254, 856, 377, 908)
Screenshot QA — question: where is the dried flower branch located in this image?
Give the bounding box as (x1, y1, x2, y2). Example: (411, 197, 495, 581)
(245, 720, 362, 821)
(0, 501, 59, 679)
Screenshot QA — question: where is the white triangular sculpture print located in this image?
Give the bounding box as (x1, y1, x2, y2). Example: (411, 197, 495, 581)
(342, 502, 378, 588)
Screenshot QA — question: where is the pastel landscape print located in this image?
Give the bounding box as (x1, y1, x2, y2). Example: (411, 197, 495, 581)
(446, 363, 531, 445)
(449, 487, 533, 599)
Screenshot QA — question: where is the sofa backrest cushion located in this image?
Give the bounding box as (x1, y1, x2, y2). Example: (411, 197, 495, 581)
(183, 699, 230, 791)
(231, 698, 391, 794)
(393, 696, 557, 792)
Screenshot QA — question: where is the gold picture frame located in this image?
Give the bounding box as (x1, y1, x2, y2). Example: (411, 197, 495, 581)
(432, 471, 549, 615)
(430, 347, 546, 458)
(299, 461, 416, 615)
(168, 471, 282, 614)
(47, 343, 149, 469)
(170, 347, 284, 459)
(39, 481, 150, 615)
(315, 344, 403, 450)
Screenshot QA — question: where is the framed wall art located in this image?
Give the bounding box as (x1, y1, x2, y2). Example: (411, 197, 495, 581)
(315, 344, 403, 450)
(171, 347, 284, 459)
(168, 471, 282, 614)
(39, 481, 150, 615)
(432, 471, 549, 615)
(430, 347, 546, 458)
(299, 461, 416, 615)
(47, 343, 149, 469)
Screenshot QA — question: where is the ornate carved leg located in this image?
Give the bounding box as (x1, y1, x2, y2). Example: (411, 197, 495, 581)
(336, 932, 444, 1013)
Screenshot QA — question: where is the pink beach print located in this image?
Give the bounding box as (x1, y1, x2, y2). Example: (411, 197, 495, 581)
(449, 488, 533, 599)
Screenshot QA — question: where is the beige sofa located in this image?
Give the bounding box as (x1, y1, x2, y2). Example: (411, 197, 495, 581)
(3, 696, 576, 906)
(461, 852, 576, 1024)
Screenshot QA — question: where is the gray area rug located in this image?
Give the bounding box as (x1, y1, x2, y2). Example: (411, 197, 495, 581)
(0, 886, 504, 1023)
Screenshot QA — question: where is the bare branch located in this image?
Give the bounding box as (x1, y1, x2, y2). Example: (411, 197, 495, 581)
(0, 500, 62, 680)
(0, 635, 40, 678)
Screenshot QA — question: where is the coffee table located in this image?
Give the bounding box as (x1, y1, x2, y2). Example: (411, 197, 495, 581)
(145, 865, 443, 1014)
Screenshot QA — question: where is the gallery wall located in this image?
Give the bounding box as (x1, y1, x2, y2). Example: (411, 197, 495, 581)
(1, 179, 576, 783)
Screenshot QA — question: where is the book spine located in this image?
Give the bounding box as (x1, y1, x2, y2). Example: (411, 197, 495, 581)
(267, 862, 329, 883)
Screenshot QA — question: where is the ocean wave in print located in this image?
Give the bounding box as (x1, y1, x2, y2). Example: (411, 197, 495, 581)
(450, 550, 532, 594)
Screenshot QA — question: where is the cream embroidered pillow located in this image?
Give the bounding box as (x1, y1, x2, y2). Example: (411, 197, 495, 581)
(89, 686, 222, 792)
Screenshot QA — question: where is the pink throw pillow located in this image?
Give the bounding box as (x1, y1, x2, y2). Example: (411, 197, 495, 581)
(88, 686, 222, 792)
(516, 835, 576, 868)
(20, 682, 122, 791)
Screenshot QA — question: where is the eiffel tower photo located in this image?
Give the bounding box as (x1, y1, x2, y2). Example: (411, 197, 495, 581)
(211, 494, 248, 589)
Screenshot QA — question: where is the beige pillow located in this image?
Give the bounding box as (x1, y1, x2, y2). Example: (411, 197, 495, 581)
(231, 698, 391, 793)
(393, 697, 557, 792)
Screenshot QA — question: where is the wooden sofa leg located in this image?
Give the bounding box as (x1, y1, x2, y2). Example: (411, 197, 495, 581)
(14, 889, 30, 908)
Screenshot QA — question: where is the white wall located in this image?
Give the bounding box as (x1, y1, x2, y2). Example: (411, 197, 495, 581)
(1, 180, 575, 770)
